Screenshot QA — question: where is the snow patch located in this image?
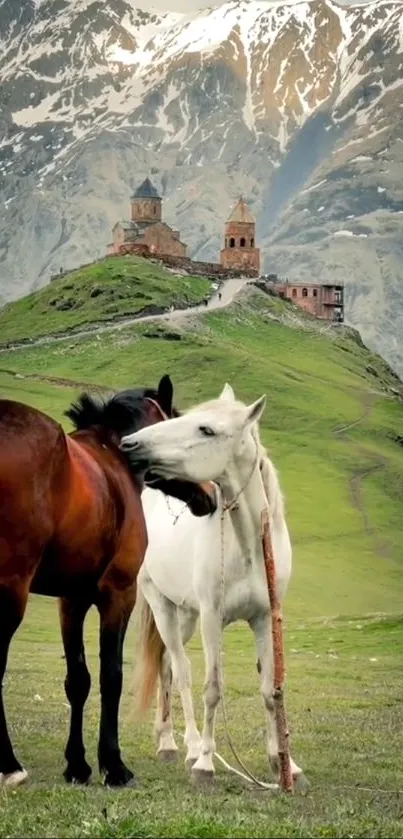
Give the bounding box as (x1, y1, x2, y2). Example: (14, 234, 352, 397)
(106, 45, 153, 66)
(12, 92, 62, 126)
(334, 229, 368, 238)
(301, 178, 327, 195)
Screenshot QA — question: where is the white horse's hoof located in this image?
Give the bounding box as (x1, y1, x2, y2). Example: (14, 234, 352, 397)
(293, 771, 310, 794)
(157, 749, 178, 764)
(185, 756, 198, 772)
(191, 767, 215, 788)
(0, 768, 28, 788)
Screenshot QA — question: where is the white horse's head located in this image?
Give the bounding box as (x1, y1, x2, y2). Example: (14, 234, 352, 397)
(121, 384, 266, 483)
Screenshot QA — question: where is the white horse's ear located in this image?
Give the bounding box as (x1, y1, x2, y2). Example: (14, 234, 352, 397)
(219, 383, 235, 402)
(244, 395, 266, 426)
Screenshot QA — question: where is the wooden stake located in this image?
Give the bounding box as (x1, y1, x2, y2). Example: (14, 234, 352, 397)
(261, 507, 294, 793)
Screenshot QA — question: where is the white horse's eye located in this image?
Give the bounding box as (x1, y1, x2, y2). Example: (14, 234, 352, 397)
(199, 425, 216, 437)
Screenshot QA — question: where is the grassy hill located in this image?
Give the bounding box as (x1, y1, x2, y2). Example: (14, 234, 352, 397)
(0, 256, 212, 342)
(0, 277, 401, 618)
(0, 264, 402, 837)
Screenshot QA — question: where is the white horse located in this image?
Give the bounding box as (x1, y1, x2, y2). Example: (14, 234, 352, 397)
(121, 385, 307, 788)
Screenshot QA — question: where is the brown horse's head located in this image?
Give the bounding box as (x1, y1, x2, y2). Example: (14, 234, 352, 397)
(65, 375, 216, 518)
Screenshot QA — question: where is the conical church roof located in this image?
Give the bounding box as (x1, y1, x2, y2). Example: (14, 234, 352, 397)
(226, 197, 255, 224)
(132, 177, 161, 199)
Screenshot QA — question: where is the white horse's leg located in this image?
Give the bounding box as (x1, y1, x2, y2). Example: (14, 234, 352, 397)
(191, 608, 221, 782)
(154, 608, 201, 766)
(141, 579, 200, 767)
(154, 648, 178, 762)
(178, 607, 201, 766)
(250, 614, 307, 786)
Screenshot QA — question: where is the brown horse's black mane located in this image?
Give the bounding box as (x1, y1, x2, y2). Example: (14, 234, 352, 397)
(65, 375, 179, 438)
(65, 377, 215, 518)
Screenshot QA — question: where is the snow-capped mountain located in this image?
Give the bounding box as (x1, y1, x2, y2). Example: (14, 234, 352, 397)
(1, 0, 403, 372)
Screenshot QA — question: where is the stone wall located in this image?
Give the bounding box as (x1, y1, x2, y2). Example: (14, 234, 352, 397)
(154, 252, 258, 279)
(142, 223, 187, 258)
(117, 243, 150, 258)
(112, 244, 257, 278)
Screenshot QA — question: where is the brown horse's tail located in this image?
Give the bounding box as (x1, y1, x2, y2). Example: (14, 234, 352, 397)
(135, 592, 165, 715)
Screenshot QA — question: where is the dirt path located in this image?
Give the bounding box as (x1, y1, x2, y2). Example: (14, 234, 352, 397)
(333, 393, 374, 437)
(333, 392, 392, 560)
(0, 276, 250, 354)
(0, 368, 110, 393)
(0, 277, 250, 392)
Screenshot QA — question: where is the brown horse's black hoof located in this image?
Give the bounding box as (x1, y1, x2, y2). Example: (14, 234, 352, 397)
(103, 765, 137, 788)
(64, 760, 92, 785)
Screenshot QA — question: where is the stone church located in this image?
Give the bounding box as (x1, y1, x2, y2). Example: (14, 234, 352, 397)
(107, 178, 187, 258)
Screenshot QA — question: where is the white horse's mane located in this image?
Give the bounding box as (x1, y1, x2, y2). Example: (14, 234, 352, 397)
(186, 397, 245, 414)
(250, 423, 285, 524)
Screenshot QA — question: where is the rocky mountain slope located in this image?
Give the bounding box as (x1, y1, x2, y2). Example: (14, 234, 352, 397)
(1, 0, 403, 372)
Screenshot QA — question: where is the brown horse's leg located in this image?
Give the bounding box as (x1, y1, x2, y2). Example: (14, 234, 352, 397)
(96, 586, 137, 787)
(58, 597, 92, 784)
(0, 583, 29, 786)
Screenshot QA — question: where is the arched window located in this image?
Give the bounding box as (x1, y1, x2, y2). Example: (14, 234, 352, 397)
(302, 288, 308, 298)
(313, 288, 318, 298)
(153, 204, 157, 215)
(250, 238, 254, 247)
(292, 288, 298, 298)
(230, 237, 235, 248)
(240, 237, 245, 247)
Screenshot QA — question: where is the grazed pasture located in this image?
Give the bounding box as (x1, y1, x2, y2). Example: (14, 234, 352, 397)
(1, 602, 402, 838)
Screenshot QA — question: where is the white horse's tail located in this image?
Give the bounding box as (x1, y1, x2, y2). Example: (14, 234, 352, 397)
(135, 591, 165, 715)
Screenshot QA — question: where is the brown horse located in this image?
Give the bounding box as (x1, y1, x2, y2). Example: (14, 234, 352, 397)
(0, 374, 215, 789)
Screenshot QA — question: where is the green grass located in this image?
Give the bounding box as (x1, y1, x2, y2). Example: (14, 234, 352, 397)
(1, 289, 402, 619)
(0, 372, 78, 424)
(1, 601, 403, 838)
(0, 256, 212, 342)
(0, 276, 403, 836)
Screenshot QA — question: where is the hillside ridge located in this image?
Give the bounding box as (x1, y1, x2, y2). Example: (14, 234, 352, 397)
(0, 257, 401, 404)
